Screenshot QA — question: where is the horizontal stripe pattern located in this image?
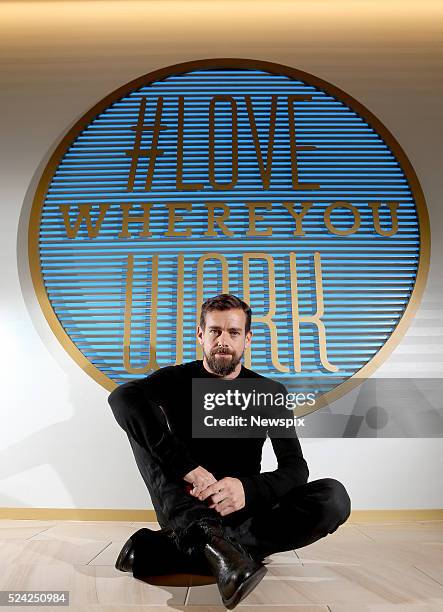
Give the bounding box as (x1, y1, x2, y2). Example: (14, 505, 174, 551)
(38, 68, 421, 394)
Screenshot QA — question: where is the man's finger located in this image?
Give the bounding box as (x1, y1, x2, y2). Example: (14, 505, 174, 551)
(199, 481, 223, 500)
(208, 491, 229, 506)
(191, 477, 214, 497)
(218, 505, 235, 516)
(213, 498, 232, 512)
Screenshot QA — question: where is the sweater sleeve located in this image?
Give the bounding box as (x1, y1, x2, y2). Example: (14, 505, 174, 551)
(238, 436, 309, 509)
(108, 375, 199, 482)
(237, 382, 309, 509)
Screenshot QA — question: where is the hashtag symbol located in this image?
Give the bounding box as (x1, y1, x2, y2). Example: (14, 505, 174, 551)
(125, 96, 167, 191)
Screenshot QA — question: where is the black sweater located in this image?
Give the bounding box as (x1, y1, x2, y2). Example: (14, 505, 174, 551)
(108, 360, 309, 510)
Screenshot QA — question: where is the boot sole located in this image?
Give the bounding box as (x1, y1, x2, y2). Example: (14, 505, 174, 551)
(222, 564, 268, 610)
(142, 573, 216, 587)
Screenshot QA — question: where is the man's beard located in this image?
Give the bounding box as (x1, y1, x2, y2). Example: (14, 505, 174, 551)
(204, 346, 243, 376)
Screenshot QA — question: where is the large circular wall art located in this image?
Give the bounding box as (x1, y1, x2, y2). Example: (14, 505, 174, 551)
(29, 59, 430, 414)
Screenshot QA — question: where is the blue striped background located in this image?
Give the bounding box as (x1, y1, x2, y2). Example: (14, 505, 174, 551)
(39, 68, 420, 394)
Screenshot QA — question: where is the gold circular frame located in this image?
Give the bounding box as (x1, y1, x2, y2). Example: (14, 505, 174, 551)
(28, 58, 431, 414)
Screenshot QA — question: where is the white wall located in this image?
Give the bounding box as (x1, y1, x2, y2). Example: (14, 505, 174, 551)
(1, 0, 442, 511)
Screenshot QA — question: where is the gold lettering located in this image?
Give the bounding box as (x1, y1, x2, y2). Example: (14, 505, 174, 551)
(204, 202, 235, 237)
(290, 251, 338, 372)
(281, 201, 313, 236)
(196, 253, 229, 359)
(123, 254, 159, 373)
(245, 95, 278, 189)
(324, 201, 361, 236)
(174, 254, 185, 365)
(118, 203, 153, 238)
(287, 95, 320, 191)
(176, 96, 204, 191)
(208, 96, 238, 190)
(165, 202, 192, 237)
(59, 203, 110, 239)
(246, 202, 273, 237)
(368, 202, 399, 237)
(125, 96, 167, 192)
(243, 253, 289, 372)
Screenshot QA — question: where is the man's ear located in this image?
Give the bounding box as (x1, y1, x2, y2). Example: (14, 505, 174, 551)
(196, 325, 204, 346)
(245, 330, 253, 349)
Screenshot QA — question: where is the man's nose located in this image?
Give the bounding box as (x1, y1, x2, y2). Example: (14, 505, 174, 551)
(217, 331, 230, 346)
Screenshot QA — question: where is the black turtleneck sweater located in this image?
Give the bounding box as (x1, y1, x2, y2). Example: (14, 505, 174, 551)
(108, 360, 309, 510)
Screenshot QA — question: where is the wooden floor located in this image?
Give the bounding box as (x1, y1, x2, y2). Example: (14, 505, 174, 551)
(0, 519, 442, 611)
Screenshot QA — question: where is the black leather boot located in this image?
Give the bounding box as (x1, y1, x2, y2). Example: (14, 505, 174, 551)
(116, 526, 212, 577)
(115, 536, 135, 572)
(173, 519, 267, 609)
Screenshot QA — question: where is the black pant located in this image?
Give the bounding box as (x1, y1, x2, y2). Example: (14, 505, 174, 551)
(122, 429, 351, 575)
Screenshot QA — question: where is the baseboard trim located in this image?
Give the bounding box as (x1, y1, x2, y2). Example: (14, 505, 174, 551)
(0, 508, 158, 521)
(348, 509, 443, 522)
(1, 508, 442, 522)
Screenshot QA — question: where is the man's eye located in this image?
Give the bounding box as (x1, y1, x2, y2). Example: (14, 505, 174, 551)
(231, 331, 240, 336)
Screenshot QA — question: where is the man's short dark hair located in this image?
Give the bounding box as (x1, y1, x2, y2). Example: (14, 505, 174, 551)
(199, 294, 252, 334)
